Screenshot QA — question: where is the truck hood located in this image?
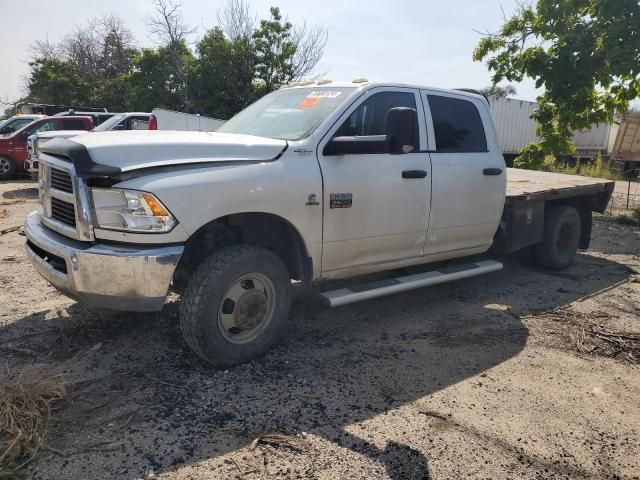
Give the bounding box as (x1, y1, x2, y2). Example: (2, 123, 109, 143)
(43, 130, 287, 176)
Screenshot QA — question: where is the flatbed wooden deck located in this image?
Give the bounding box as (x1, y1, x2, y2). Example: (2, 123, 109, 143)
(505, 168, 614, 210)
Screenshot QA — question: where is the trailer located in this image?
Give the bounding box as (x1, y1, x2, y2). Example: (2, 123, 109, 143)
(15, 103, 107, 116)
(148, 108, 225, 132)
(610, 116, 640, 174)
(488, 96, 620, 165)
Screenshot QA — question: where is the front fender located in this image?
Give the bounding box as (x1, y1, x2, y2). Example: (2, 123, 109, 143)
(114, 155, 324, 276)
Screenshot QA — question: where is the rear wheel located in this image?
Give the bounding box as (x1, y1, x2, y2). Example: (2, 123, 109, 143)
(179, 244, 292, 367)
(534, 205, 581, 270)
(0, 156, 16, 180)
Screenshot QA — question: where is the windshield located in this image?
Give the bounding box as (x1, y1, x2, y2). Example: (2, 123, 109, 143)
(92, 113, 126, 131)
(218, 87, 357, 140)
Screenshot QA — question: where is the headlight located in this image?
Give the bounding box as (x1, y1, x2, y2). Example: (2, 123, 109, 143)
(91, 188, 177, 233)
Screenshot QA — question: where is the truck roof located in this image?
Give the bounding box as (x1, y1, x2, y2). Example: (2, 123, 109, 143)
(280, 80, 488, 102)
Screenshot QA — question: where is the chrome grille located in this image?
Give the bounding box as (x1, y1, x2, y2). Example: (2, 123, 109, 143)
(50, 168, 73, 193)
(38, 154, 94, 241)
(51, 197, 76, 227)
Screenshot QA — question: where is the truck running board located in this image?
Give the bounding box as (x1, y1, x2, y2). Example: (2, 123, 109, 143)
(320, 260, 503, 307)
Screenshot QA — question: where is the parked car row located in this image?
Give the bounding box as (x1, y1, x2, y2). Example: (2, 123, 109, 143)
(0, 112, 154, 180)
(24, 112, 152, 178)
(0, 116, 94, 180)
(1, 106, 226, 180)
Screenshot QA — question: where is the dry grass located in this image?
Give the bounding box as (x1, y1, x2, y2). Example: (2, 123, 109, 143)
(576, 324, 640, 364)
(250, 433, 308, 452)
(523, 308, 640, 364)
(0, 380, 65, 477)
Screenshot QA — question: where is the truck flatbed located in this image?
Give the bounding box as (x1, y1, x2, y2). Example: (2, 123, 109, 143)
(495, 168, 615, 255)
(505, 168, 614, 210)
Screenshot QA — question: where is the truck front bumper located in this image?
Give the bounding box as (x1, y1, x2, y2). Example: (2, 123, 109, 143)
(24, 211, 184, 312)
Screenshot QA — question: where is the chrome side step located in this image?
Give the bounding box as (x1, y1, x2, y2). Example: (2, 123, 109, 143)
(320, 260, 503, 307)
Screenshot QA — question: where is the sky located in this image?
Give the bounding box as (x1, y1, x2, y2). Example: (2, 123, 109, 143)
(0, 0, 542, 104)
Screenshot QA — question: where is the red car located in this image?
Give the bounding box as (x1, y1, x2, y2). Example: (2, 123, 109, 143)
(0, 116, 93, 180)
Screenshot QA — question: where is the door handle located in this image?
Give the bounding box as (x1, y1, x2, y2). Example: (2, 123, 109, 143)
(483, 168, 503, 176)
(402, 170, 428, 179)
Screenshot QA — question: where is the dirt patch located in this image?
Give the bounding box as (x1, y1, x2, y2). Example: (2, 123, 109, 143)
(0, 179, 639, 480)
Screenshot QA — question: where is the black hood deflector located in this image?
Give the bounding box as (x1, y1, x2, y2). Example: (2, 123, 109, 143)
(40, 138, 122, 178)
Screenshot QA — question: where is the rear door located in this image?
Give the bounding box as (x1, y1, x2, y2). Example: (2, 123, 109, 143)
(421, 91, 505, 254)
(317, 87, 432, 272)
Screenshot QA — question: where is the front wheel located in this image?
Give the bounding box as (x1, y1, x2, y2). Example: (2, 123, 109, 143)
(179, 245, 292, 367)
(0, 156, 17, 180)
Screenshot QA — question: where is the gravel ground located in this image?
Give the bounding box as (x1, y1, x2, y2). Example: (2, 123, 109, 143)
(0, 179, 639, 480)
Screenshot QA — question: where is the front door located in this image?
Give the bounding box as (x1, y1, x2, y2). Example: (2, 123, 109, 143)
(317, 88, 432, 273)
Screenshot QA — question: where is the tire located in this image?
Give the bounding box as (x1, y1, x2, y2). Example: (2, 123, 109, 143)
(534, 205, 581, 270)
(180, 244, 292, 367)
(0, 156, 17, 180)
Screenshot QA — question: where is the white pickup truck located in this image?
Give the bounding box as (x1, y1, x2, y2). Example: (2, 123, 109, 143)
(24, 81, 614, 367)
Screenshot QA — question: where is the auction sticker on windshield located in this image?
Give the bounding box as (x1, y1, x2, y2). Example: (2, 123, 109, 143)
(298, 90, 344, 108)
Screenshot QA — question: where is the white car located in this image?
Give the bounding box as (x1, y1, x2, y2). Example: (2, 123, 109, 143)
(25, 80, 614, 367)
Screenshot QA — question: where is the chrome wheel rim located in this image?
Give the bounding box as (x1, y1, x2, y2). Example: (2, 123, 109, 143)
(217, 273, 276, 344)
(0, 158, 9, 174)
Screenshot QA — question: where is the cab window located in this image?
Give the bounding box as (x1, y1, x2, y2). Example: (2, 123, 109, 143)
(427, 95, 487, 153)
(335, 91, 419, 152)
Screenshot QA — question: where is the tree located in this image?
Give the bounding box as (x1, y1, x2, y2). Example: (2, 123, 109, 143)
(26, 59, 93, 105)
(252, 6, 327, 93)
(480, 84, 517, 99)
(191, 27, 256, 118)
(252, 7, 296, 93)
(146, 0, 196, 110)
(290, 21, 328, 81)
(217, 0, 255, 41)
(125, 45, 194, 112)
(22, 2, 327, 116)
(26, 14, 138, 109)
(474, 0, 640, 170)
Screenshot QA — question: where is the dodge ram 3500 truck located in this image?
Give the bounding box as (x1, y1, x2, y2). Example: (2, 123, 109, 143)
(24, 81, 614, 367)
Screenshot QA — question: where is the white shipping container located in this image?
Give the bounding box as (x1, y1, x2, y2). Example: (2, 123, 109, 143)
(488, 97, 539, 154)
(488, 96, 617, 157)
(150, 108, 226, 132)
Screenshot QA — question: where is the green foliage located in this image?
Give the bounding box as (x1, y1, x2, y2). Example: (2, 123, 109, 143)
(253, 7, 296, 94)
(191, 28, 257, 118)
(27, 59, 94, 105)
(543, 152, 622, 180)
(125, 43, 195, 112)
(475, 0, 640, 169)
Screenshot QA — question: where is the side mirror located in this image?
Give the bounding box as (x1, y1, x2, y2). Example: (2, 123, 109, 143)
(384, 107, 418, 154)
(324, 135, 391, 156)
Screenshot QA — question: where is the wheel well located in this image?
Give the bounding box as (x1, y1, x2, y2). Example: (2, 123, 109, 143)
(172, 213, 312, 292)
(545, 197, 593, 249)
